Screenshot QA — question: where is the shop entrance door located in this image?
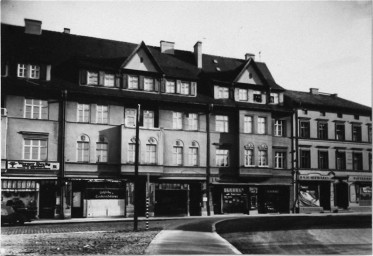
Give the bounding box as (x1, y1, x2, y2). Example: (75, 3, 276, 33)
(335, 182, 349, 209)
(319, 182, 331, 211)
(39, 183, 56, 218)
(189, 183, 202, 216)
(72, 191, 83, 218)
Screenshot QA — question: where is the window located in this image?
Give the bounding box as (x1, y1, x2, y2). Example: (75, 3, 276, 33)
(24, 99, 48, 119)
(320, 111, 326, 116)
(353, 152, 363, 170)
(125, 108, 137, 127)
(96, 142, 108, 163)
(354, 115, 359, 120)
(29, 65, 40, 79)
(145, 138, 157, 164)
(337, 113, 343, 118)
(23, 139, 47, 161)
(173, 112, 183, 129)
(87, 71, 98, 85)
(77, 104, 90, 123)
(77, 135, 90, 162)
(274, 120, 285, 136)
(352, 124, 362, 142)
(239, 89, 248, 101)
(181, 82, 190, 95)
(303, 109, 308, 115)
(270, 93, 279, 104)
(258, 150, 268, 167)
(318, 151, 329, 169)
(216, 149, 229, 166)
(257, 117, 266, 134)
(17, 64, 27, 78)
(143, 110, 154, 128)
(173, 140, 184, 166)
(253, 92, 262, 103)
(187, 113, 198, 130)
(368, 125, 372, 143)
(144, 78, 154, 91)
(299, 120, 310, 138)
(244, 116, 253, 133)
(189, 142, 199, 166)
(128, 143, 135, 163)
(244, 149, 254, 166)
(96, 105, 108, 124)
(166, 80, 175, 93)
(17, 64, 40, 79)
(335, 123, 345, 141)
(369, 153, 372, 171)
(128, 75, 139, 89)
(215, 115, 228, 132)
(317, 122, 328, 140)
(275, 152, 286, 169)
(300, 150, 311, 168)
(336, 151, 346, 170)
(104, 74, 115, 87)
(215, 86, 229, 99)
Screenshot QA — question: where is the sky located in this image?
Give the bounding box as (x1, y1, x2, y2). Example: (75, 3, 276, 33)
(1, 0, 372, 106)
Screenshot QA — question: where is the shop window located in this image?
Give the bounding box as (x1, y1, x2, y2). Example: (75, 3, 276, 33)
(24, 99, 48, 119)
(128, 75, 139, 89)
(317, 122, 328, 140)
(125, 108, 136, 127)
(258, 150, 268, 167)
(77, 135, 90, 162)
(173, 140, 184, 166)
(352, 124, 362, 142)
(335, 123, 345, 141)
(216, 149, 229, 167)
(189, 141, 199, 166)
(144, 78, 154, 91)
(187, 113, 198, 130)
(166, 80, 176, 93)
(336, 151, 346, 170)
(239, 89, 248, 101)
(274, 120, 285, 136)
(23, 138, 47, 161)
(215, 115, 228, 132)
(300, 150, 311, 168)
(173, 112, 183, 129)
(96, 138, 108, 163)
(244, 149, 254, 167)
(244, 116, 253, 133)
(145, 137, 157, 164)
(275, 152, 286, 169)
(96, 105, 108, 124)
(318, 151, 329, 169)
(353, 152, 363, 170)
(299, 120, 310, 138)
(257, 117, 266, 134)
(77, 103, 90, 123)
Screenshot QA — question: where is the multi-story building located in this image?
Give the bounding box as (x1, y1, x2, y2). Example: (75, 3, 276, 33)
(1, 19, 370, 219)
(285, 89, 372, 213)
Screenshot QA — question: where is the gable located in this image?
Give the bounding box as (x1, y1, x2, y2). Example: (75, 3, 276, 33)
(236, 66, 263, 85)
(123, 48, 158, 72)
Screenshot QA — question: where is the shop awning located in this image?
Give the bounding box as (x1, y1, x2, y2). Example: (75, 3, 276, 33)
(2, 180, 40, 192)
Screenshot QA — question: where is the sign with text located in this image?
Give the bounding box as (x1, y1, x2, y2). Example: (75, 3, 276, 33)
(299, 173, 332, 181)
(86, 189, 125, 200)
(7, 161, 60, 170)
(348, 176, 372, 182)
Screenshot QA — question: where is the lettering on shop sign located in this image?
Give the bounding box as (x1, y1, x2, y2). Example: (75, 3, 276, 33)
(348, 176, 372, 182)
(86, 189, 125, 200)
(224, 188, 244, 193)
(7, 161, 60, 170)
(95, 190, 118, 199)
(266, 190, 279, 194)
(299, 174, 332, 181)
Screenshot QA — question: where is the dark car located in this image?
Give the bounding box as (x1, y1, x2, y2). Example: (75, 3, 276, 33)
(1, 202, 31, 226)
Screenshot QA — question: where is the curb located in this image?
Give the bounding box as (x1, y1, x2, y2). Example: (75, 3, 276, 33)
(212, 219, 242, 255)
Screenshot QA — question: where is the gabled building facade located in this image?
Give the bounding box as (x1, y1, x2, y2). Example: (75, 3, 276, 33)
(1, 19, 371, 219)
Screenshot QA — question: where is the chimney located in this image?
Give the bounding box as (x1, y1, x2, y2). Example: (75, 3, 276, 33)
(194, 41, 202, 69)
(160, 41, 175, 55)
(24, 19, 42, 35)
(63, 28, 70, 34)
(245, 53, 255, 61)
(310, 88, 319, 95)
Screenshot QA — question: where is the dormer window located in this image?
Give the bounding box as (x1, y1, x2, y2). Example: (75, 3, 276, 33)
(128, 75, 139, 89)
(166, 80, 176, 93)
(270, 93, 279, 104)
(254, 93, 262, 103)
(18, 64, 27, 78)
(17, 64, 40, 79)
(104, 74, 115, 87)
(144, 78, 154, 91)
(29, 65, 40, 79)
(239, 89, 248, 101)
(214, 86, 229, 99)
(181, 82, 190, 95)
(87, 71, 98, 85)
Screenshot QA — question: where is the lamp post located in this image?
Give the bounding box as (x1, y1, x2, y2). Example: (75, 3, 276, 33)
(134, 104, 141, 231)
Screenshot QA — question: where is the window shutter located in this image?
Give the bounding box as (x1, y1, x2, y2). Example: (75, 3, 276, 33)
(99, 71, 105, 86)
(155, 79, 160, 92)
(234, 88, 239, 101)
(40, 64, 47, 80)
(139, 76, 144, 90)
(80, 69, 88, 85)
(176, 80, 181, 94)
(191, 82, 196, 96)
(122, 74, 128, 89)
(154, 108, 159, 128)
(161, 78, 165, 93)
(115, 74, 121, 87)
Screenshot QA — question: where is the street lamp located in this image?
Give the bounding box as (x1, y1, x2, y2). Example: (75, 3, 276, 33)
(134, 104, 141, 231)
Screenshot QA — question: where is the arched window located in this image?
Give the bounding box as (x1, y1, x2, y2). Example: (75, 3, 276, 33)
(77, 134, 90, 162)
(128, 136, 139, 163)
(173, 140, 184, 166)
(96, 135, 108, 163)
(258, 143, 268, 167)
(145, 137, 157, 164)
(189, 141, 199, 166)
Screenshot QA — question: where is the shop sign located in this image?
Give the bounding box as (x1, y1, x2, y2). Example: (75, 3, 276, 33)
(224, 187, 244, 193)
(7, 161, 60, 170)
(156, 183, 188, 190)
(86, 189, 125, 200)
(266, 189, 279, 194)
(348, 176, 372, 182)
(299, 173, 332, 181)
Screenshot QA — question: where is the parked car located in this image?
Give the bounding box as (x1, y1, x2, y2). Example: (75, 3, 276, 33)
(1, 201, 31, 226)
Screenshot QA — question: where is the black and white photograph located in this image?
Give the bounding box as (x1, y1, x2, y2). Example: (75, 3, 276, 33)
(1, 0, 372, 255)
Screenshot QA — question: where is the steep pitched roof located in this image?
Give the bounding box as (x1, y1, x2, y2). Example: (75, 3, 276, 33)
(284, 90, 371, 115)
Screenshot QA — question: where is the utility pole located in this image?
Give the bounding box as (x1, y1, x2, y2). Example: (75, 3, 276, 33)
(134, 104, 141, 231)
(58, 90, 67, 219)
(206, 104, 212, 216)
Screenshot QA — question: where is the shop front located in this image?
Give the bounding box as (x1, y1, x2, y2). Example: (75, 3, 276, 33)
(348, 175, 372, 211)
(212, 185, 249, 214)
(257, 186, 290, 214)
